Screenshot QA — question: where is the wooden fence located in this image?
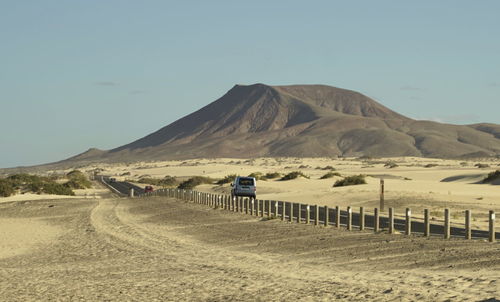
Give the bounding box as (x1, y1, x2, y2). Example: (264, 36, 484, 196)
(137, 188, 498, 243)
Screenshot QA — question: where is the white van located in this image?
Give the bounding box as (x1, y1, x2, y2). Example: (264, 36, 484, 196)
(231, 176, 256, 199)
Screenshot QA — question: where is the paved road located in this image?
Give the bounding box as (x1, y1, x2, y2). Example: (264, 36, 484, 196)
(100, 177, 145, 196)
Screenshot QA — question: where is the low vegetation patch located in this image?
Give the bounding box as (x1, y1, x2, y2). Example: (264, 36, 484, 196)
(424, 164, 439, 168)
(482, 170, 500, 183)
(138, 176, 178, 187)
(384, 161, 398, 169)
(248, 172, 263, 180)
(216, 174, 237, 185)
(320, 171, 341, 179)
(475, 163, 490, 169)
(0, 173, 77, 197)
(0, 179, 15, 197)
(333, 175, 367, 187)
(280, 171, 310, 181)
(263, 172, 281, 179)
(177, 176, 214, 189)
(65, 170, 92, 189)
(43, 183, 75, 195)
(316, 165, 336, 171)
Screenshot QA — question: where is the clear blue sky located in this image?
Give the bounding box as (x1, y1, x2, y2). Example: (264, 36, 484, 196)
(1, 1, 499, 168)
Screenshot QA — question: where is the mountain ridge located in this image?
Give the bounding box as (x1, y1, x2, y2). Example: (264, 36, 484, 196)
(97, 83, 499, 162)
(5, 83, 500, 169)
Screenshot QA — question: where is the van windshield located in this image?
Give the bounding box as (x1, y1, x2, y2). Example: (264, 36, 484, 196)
(238, 178, 254, 186)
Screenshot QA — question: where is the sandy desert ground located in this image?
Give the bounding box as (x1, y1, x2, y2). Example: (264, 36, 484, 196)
(1, 157, 499, 301)
(0, 188, 498, 301)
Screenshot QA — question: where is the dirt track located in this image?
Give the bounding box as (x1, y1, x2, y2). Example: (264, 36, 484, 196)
(0, 196, 499, 301)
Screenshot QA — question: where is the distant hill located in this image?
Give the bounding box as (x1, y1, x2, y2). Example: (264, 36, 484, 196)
(10, 83, 500, 169)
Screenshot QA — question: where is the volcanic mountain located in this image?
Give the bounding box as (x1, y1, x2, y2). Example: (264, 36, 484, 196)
(69, 83, 500, 162)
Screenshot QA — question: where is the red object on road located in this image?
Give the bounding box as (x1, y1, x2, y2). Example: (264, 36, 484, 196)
(144, 186, 154, 193)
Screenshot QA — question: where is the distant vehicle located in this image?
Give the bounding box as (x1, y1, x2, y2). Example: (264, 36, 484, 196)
(230, 176, 256, 199)
(144, 185, 154, 193)
(109, 177, 117, 183)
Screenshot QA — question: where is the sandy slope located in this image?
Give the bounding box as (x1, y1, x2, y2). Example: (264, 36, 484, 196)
(0, 194, 498, 301)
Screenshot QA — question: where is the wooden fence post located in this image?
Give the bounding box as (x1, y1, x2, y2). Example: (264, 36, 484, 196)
(359, 207, 364, 230)
(256, 199, 260, 216)
(289, 203, 294, 222)
(297, 204, 302, 223)
(380, 179, 385, 211)
(489, 211, 496, 243)
(250, 198, 254, 216)
(405, 208, 411, 236)
(347, 206, 352, 231)
(335, 206, 340, 228)
(260, 200, 264, 217)
(274, 201, 278, 218)
(424, 209, 430, 237)
(444, 209, 450, 239)
(315, 205, 319, 226)
(389, 208, 394, 234)
(246, 198, 249, 215)
(465, 210, 471, 240)
(306, 205, 310, 224)
(267, 200, 271, 217)
(282, 201, 287, 221)
(374, 208, 379, 232)
(324, 206, 329, 227)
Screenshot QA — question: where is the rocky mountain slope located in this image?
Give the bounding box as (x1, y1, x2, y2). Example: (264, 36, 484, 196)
(53, 83, 500, 164)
